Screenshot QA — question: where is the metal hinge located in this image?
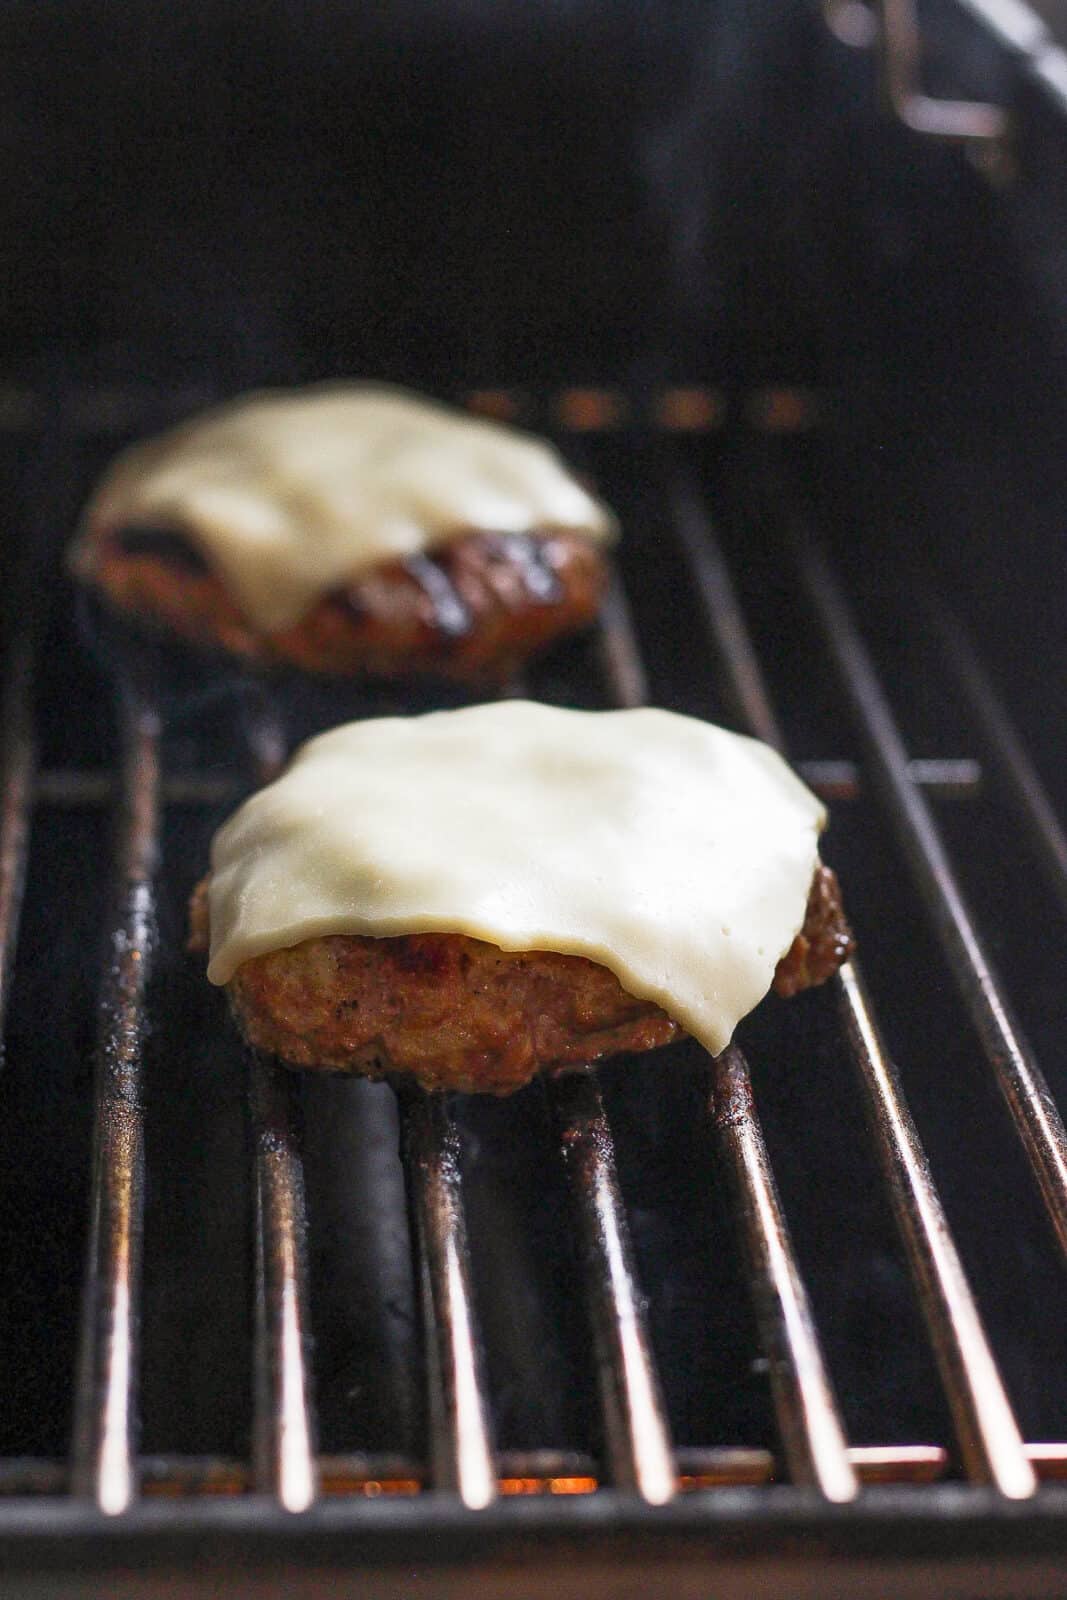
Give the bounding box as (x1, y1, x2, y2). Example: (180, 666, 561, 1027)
(824, 0, 1011, 173)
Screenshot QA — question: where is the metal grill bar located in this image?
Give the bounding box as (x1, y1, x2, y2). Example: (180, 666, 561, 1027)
(0, 627, 36, 1049)
(70, 694, 158, 1514)
(0, 478, 62, 1052)
(25, 757, 983, 813)
(846, 1445, 947, 1484)
(550, 1071, 676, 1504)
(594, 558, 856, 1501)
(402, 1091, 497, 1509)
(667, 474, 786, 748)
(0, 1441, 986, 1497)
(671, 460, 1035, 1497)
(595, 566, 649, 711)
(837, 961, 1036, 1497)
(33, 772, 239, 808)
(795, 757, 983, 802)
(924, 595, 1067, 917)
(250, 1060, 318, 1512)
(710, 1048, 858, 1502)
(242, 703, 319, 1513)
(797, 537, 1067, 1263)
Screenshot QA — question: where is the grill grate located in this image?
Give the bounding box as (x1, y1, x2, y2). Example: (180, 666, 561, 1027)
(798, 533, 1067, 1265)
(672, 458, 1036, 1499)
(4, 390, 1067, 1584)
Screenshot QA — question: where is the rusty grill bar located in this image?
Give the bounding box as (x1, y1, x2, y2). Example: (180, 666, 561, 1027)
(1, 397, 1067, 1548)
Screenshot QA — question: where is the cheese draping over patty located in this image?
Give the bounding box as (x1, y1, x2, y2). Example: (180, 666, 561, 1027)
(74, 384, 617, 632)
(206, 702, 826, 1058)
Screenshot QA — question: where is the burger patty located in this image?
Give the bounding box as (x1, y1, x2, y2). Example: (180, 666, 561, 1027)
(189, 864, 852, 1094)
(771, 863, 854, 997)
(82, 525, 606, 684)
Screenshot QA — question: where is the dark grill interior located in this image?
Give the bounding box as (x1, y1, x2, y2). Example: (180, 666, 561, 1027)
(5, 387, 1067, 1592)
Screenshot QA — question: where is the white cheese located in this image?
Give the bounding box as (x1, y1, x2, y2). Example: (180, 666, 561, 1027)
(77, 384, 616, 632)
(206, 702, 826, 1058)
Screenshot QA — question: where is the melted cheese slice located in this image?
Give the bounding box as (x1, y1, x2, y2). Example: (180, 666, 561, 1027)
(77, 384, 616, 632)
(206, 702, 826, 1057)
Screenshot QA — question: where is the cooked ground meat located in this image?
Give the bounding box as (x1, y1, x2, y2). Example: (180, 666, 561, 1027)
(189, 864, 852, 1094)
(771, 864, 854, 997)
(80, 525, 606, 685)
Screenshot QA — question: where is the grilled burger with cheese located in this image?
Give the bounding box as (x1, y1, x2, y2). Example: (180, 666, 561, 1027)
(190, 702, 853, 1094)
(69, 385, 615, 684)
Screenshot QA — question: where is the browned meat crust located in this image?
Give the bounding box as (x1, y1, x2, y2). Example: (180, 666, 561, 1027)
(188, 864, 852, 1094)
(228, 933, 682, 1094)
(771, 864, 854, 997)
(76, 525, 606, 685)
